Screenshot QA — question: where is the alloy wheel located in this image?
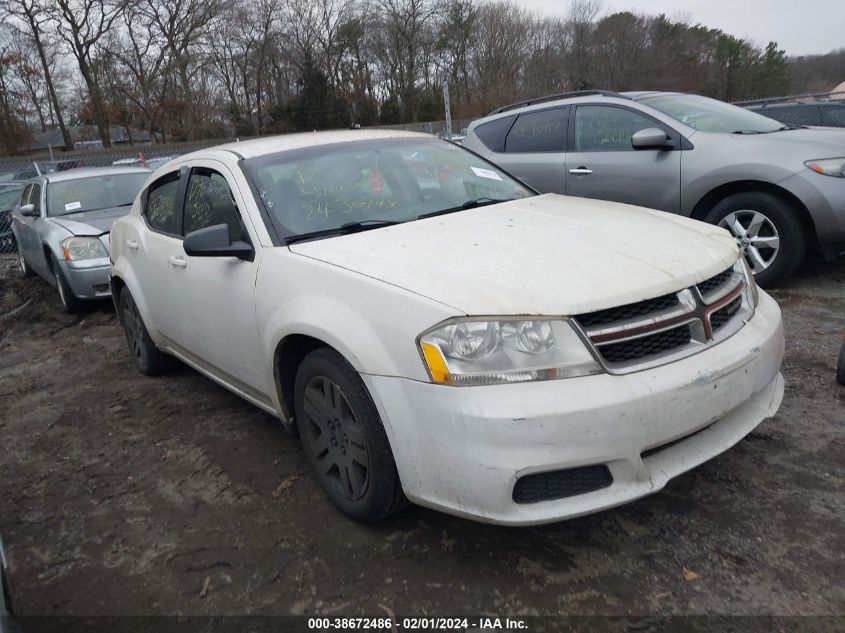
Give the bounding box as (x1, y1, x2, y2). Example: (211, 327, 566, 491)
(302, 376, 370, 501)
(718, 210, 780, 274)
(17, 245, 26, 273)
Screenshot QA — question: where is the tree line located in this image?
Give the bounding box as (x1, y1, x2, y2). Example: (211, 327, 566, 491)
(1, 0, 843, 155)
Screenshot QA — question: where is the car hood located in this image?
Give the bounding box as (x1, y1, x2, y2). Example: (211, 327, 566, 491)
(49, 205, 132, 236)
(718, 126, 845, 155)
(288, 194, 739, 315)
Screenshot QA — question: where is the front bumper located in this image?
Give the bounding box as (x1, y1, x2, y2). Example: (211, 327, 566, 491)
(59, 257, 112, 300)
(366, 291, 784, 525)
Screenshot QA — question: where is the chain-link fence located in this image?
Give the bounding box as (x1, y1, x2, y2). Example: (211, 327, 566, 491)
(736, 91, 845, 127)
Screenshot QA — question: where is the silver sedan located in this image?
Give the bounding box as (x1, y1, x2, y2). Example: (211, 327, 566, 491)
(11, 166, 149, 312)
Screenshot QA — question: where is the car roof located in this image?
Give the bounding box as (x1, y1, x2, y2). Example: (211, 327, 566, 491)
(205, 129, 431, 160)
(478, 90, 682, 121)
(40, 165, 151, 183)
(623, 91, 682, 101)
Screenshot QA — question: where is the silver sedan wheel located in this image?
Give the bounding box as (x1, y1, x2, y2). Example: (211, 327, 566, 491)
(719, 210, 780, 274)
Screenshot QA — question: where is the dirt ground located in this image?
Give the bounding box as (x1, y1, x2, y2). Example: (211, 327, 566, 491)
(0, 253, 843, 627)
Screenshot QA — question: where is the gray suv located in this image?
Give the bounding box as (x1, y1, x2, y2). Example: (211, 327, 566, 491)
(463, 90, 845, 286)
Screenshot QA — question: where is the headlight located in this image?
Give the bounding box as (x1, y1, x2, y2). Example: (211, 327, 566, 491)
(804, 158, 845, 178)
(418, 318, 602, 386)
(737, 257, 759, 308)
(61, 236, 108, 261)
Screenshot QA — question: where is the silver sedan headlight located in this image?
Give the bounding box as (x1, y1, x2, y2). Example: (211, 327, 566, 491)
(61, 236, 108, 261)
(804, 157, 845, 178)
(418, 318, 602, 386)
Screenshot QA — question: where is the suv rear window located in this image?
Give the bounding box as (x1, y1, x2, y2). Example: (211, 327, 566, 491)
(505, 108, 568, 153)
(472, 115, 515, 152)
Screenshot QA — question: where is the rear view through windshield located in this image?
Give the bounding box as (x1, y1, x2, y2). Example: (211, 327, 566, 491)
(46, 172, 149, 216)
(243, 138, 534, 239)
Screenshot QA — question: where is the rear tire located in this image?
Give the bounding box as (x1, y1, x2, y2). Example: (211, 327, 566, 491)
(705, 192, 806, 288)
(294, 347, 406, 523)
(49, 253, 83, 313)
(837, 340, 845, 386)
(118, 287, 173, 375)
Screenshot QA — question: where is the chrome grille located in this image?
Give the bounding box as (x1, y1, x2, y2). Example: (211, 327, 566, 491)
(573, 265, 750, 373)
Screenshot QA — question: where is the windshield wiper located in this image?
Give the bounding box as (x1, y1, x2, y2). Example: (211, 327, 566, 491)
(285, 219, 402, 244)
(732, 125, 804, 135)
(417, 197, 513, 220)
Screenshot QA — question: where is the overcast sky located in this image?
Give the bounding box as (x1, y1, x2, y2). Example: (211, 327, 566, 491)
(502, 0, 845, 56)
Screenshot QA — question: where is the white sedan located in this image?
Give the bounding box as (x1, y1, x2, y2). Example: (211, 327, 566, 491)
(110, 130, 784, 525)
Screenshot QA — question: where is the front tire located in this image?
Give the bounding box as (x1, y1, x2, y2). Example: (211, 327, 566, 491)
(837, 340, 845, 386)
(17, 241, 33, 277)
(705, 192, 806, 288)
(49, 253, 83, 313)
(118, 287, 173, 375)
(294, 348, 405, 523)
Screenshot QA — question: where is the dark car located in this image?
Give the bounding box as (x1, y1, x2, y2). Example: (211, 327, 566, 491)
(748, 101, 845, 128)
(0, 183, 24, 252)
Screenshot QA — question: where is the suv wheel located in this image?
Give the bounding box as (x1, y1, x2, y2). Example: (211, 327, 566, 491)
(705, 192, 806, 287)
(118, 287, 174, 375)
(294, 348, 405, 522)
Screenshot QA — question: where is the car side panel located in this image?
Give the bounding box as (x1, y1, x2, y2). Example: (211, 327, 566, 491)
(679, 133, 813, 216)
(254, 248, 459, 415)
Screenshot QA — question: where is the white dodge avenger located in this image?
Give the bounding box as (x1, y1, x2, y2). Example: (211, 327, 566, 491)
(110, 130, 784, 525)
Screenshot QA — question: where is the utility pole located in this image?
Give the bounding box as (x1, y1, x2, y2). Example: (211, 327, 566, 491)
(442, 81, 452, 140)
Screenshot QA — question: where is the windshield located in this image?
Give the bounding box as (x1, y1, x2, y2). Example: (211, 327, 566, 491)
(46, 173, 148, 217)
(641, 94, 785, 133)
(243, 138, 534, 240)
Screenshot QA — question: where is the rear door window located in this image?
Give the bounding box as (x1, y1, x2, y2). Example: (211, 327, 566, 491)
(505, 108, 569, 153)
(473, 115, 516, 152)
(144, 172, 181, 235)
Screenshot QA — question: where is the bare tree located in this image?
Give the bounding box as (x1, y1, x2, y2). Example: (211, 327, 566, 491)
(112, 0, 170, 139)
(51, 0, 124, 147)
(373, 0, 440, 120)
(6, 0, 73, 148)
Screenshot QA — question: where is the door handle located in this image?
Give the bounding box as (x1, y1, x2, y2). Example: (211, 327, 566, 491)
(126, 239, 139, 250)
(568, 167, 594, 175)
(168, 255, 187, 269)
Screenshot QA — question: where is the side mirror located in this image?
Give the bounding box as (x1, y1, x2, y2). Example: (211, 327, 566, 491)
(19, 203, 37, 217)
(631, 128, 671, 150)
(183, 223, 253, 260)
